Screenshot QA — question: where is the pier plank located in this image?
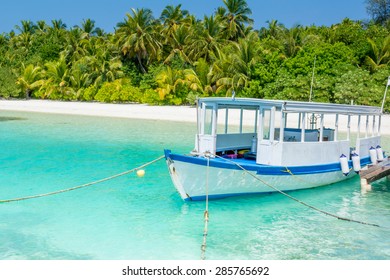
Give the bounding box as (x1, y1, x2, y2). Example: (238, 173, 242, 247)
(360, 157, 390, 184)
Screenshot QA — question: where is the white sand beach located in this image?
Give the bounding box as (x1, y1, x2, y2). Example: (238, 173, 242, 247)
(0, 99, 197, 122)
(1, 99, 390, 135)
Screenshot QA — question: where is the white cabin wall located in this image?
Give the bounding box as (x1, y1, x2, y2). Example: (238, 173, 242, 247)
(196, 135, 217, 154)
(216, 133, 256, 151)
(256, 141, 283, 165)
(257, 140, 350, 166)
(356, 136, 381, 157)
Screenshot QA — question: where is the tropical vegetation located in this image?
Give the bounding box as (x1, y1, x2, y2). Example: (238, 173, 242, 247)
(1, 0, 390, 111)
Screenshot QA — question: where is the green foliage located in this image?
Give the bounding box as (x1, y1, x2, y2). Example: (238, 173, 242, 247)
(1, 0, 390, 108)
(284, 42, 357, 76)
(92, 78, 161, 104)
(95, 79, 140, 103)
(241, 79, 263, 98)
(0, 66, 19, 98)
(140, 88, 162, 104)
(122, 62, 142, 86)
(79, 85, 98, 101)
(366, 0, 390, 25)
(334, 67, 390, 110)
(30, 32, 62, 62)
(250, 51, 284, 86)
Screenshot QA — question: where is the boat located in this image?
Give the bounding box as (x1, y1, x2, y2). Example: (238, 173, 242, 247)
(164, 97, 384, 201)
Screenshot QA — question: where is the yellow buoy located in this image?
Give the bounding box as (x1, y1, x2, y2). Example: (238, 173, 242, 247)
(136, 169, 145, 177)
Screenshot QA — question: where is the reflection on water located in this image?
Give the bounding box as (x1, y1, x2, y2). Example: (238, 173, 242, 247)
(0, 116, 27, 122)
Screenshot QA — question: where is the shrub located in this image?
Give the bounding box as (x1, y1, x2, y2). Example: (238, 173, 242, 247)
(94, 78, 147, 103)
(0, 67, 20, 98)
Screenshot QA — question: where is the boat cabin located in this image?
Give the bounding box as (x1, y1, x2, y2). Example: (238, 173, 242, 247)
(194, 98, 382, 166)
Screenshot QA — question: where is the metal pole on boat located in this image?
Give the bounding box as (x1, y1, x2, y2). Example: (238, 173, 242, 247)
(196, 98, 201, 152)
(319, 114, 324, 142)
(365, 115, 369, 138)
(347, 115, 351, 140)
(300, 113, 306, 142)
(380, 76, 390, 114)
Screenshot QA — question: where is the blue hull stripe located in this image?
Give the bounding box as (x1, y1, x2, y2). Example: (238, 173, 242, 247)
(164, 149, 371, 176)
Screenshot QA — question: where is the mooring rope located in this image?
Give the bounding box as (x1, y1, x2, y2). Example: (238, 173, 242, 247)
(282, 167, 311, 184)
(283, 166, 353, 184)
(201, 154, 210, 260)
(213, 154, 384, 228)
(0, 155, 165, 204)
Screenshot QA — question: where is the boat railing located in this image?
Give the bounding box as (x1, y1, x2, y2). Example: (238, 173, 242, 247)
(195, 98, 382, 165)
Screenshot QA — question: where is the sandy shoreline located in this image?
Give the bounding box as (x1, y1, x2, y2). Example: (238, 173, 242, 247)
(1, 99, 390, 135)
(0, 99, 197, 122)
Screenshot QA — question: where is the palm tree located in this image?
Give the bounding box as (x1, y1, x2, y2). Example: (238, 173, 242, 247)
(78, 19, 102, 38)
(12, 32, 33, 51)
(0, 33, 8, 47)
(36, 20, 48, 33)
(62, 28, 88, 63)
(15, 20, 36, 35)
(282, 25, 303, 57)
(220, 0, 254, 40)
(68, 62, 93, 99)
(260, 20, 285, 39)
(187, 15, 224, 62)
(16, 64, 44, 98)
(181, 58, 214, 95)
(160, 4, 192, 64)
(12, 20, 36, 52)
(41, 55, 70, 99)
(163, 24, 192, 64)
(51, 19, 67, 30)
(155, 66, 184, 102)
(160, 4, 189, 37)
(90, 45, 123, 86)
(210, 32, 260, 95)
(47, 19, 67, 39)
(215, 6, 227, 19)
(116, 8, 162, 73)
(365, 35, 390, 72)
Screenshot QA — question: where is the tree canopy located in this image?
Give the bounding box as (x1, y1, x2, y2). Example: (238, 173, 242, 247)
(1, 0, 390, 111)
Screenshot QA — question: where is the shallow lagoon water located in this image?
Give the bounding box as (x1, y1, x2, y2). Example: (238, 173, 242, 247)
(0, 110, 389, 260)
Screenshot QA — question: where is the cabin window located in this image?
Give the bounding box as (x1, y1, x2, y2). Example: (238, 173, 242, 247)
(273, 110, 282, 141)
(262, 109, 271, 140)
(217, 108, 257, 134)
(283, 113, 299, 142)
(203, 106, 214, 135)
(241, 109, 258, 133)
(219, 108, 239, 133)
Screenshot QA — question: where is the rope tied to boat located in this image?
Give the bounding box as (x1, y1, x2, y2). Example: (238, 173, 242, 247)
(283, 165, 353, 184)
(282, 167, 311, 184)
(212, 153, 385, 229)
(0, 155, 165, 204)
(201, 154, 211, 260)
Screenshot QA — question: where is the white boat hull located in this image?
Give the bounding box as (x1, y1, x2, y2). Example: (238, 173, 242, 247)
(165, 152, 365, 201)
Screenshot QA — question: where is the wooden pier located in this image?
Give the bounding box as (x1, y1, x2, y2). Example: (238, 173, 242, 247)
(360, 156, 390, 190)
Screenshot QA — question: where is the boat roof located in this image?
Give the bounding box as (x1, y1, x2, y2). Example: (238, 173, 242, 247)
(197, 97, 382, 116)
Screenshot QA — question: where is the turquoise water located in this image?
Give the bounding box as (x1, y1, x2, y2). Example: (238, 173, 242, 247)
(0, 110, 389, 260)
